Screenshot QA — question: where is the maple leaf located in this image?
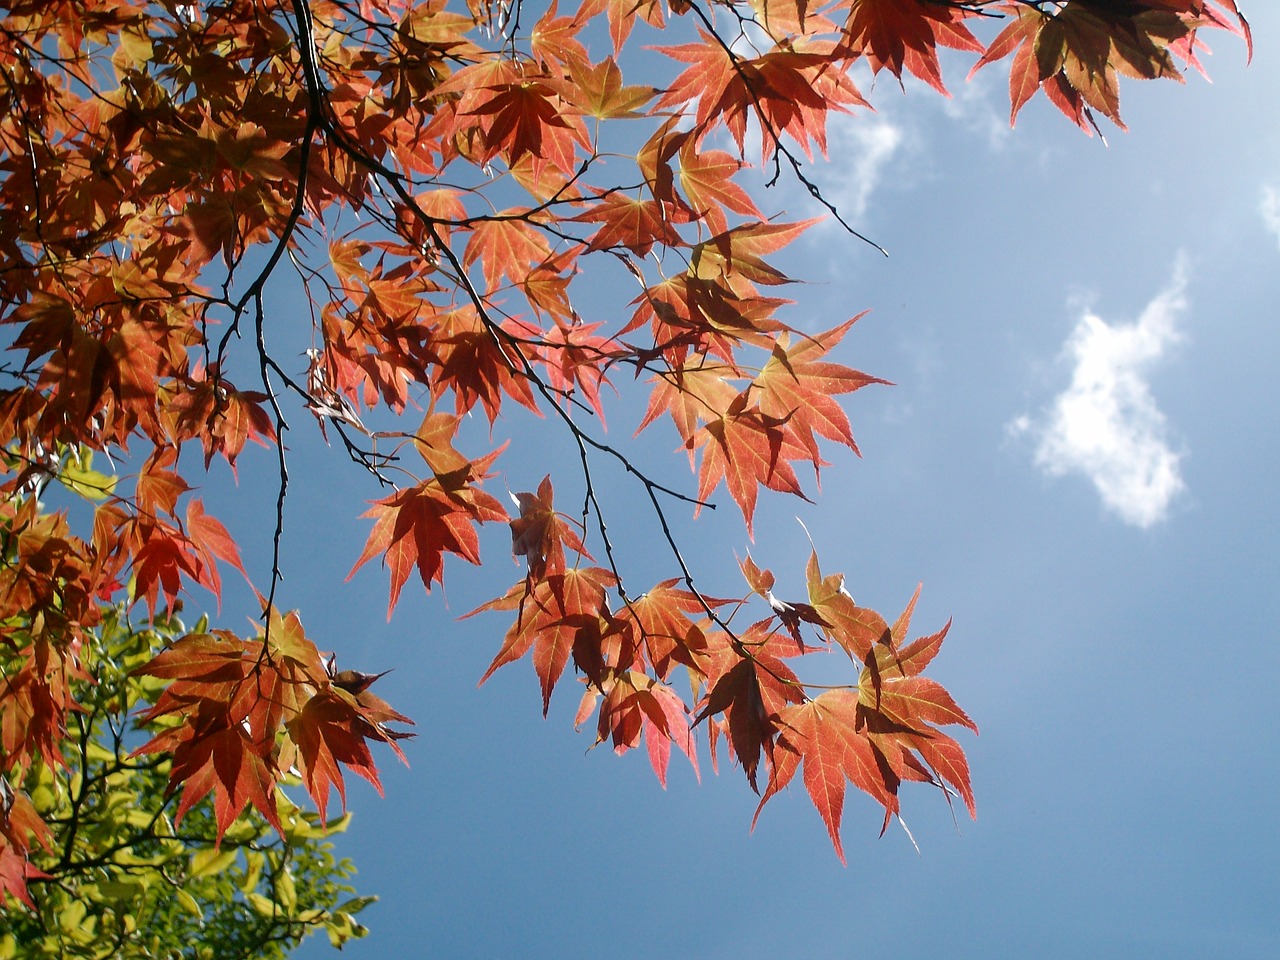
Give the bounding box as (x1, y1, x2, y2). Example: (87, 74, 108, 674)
(678, 143, 762, 235)
(852, 604, 978, 818)
(615, 579, 726, 680)
(693, 390, 813, 534)
(595, 671, 699, 786)
(842, 0, 982, 95)
(286, 690, 385, 822)
(349, 450, 509, 617)
(507, 474, 591, 580)
(134, 630, 255, 689)
(689, 220, 818, 287)
(136, 699, 282, 839)
(184, 499, 248, 608)
(519, 247, 581, 323)
(429, 306, 541, 424)
(967, 5, 1049, 125)
(635, 358, 740, 448)
(870, 674, 976, 734)
(761, 690, 901, 862)
(696, 658, 773, 791)
(968, 0, 1243, 131)
(134, 447, 191, 518)
(562, 57, 658, 120)
(464, 80, 590, 172)
(623, 273, 789, 366)
(463, 212, 553, 293)
(471, 566, 617, 714)
(751, 317, 888, 463)
(657, 36, 867, 159)
(129, 523, 202, 616)
(530, 0, 591, 72)
(572, 192, 688, 257)
(510, 314, 624, 422)
(805, 548, 892, 661)
(132, 630, 267, 745)
(899, 726, 976, 818)
(166, 369, 276, 472)
(410, 409, 474, 476)
(696, 624, 805, 791)
(259, 605, 331, 710)
(0, 788, 53, 909)
(575, 0, 666, 52)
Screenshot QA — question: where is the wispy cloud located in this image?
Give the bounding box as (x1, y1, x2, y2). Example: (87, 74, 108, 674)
(939, 66, 1012, 150)
(828, 116, 903, 222)
(1262, 185, 1280, 250)
(1010, 264, 1190, 528)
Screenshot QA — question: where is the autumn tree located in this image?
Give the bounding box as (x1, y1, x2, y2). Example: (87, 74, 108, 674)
(0, 0, 1250, 924)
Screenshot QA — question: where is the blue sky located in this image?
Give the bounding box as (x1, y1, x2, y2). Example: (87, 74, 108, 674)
(181, 8, 1280, 959)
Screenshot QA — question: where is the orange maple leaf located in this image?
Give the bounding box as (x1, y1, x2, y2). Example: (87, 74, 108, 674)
(693, 391, 813, 534)
(751, 317, 888, 462)
(762, 690, 901, 862)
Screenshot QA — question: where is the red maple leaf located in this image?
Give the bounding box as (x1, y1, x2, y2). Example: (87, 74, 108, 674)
(696, 623, 805, 791)
(471, 565, 617, 714)
(804, 548, 892, 661)
(429, 306, 540, 424)
(507, 474, 591, 580)
(349, 455, 509, 617)
(463, 212, 553, 293)
(593, 670, 699, 786)
(751, 317, 888, 463)
(0, 788, 53, 908)
(842, 0, 982, 95)
(572, 192, 688, 257)
(678, 143, 762, 234)
(136, 698, 282, 838)
(464, 80, 589, 172)
(614, 579, 726, 680)
(286, 690, 385, 821)
(760, 690, 901, 862)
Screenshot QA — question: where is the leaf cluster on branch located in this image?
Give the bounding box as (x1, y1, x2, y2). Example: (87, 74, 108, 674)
(0, 0, 1249, 918)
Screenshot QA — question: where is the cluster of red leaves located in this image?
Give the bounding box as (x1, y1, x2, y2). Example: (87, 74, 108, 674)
(469, 477, 974, 857)
(969, 0, 1252, 132)
(0, 0, 1249, 905)
(133, 606, 410, 833)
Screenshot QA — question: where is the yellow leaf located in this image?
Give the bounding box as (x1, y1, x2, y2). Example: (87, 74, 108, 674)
(119, 27, 154, 64)
(176, 889, 204, 920)
(189, 847, 237, 879)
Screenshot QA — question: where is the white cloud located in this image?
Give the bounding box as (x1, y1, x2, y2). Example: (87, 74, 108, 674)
(1011, 264, 1190, 528)
(1262, 185, 1280, 250)
(828, 116, 903, 222)
(939, 66, 1012, 150)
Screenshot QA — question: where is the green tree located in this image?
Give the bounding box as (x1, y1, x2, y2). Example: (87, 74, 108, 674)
(0, 572, 372, 959)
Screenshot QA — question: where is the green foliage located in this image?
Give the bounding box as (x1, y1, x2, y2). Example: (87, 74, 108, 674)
(0, 607, 372, 958)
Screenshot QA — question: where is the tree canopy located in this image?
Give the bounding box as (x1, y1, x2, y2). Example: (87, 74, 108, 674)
(0, 0, 1250, 929)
